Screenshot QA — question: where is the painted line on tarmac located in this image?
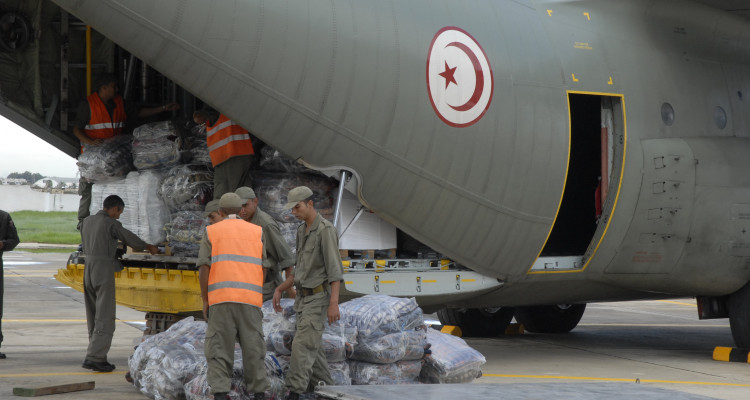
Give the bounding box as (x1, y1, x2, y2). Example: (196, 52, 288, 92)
(578, 323, 729, 327)
(0, 371, 126, 378)
(3, 319, 144, 323)
(657, 300, 695, 307)
(482, 374, 750, 387)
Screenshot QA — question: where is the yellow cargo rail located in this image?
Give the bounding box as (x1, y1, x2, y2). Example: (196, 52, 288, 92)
(55, 263, 202, 313)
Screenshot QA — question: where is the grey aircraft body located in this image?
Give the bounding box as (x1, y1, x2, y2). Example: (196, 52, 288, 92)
(1, 0, 750, 345)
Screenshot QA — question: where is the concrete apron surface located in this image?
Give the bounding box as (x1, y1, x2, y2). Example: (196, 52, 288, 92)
(1, 251, 749, 399)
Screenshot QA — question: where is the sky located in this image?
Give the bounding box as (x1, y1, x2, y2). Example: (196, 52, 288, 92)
(0, 115, 79, 179)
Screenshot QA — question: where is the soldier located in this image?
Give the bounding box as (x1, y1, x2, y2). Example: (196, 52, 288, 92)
(273, 186, 344, 400)
(235, 186, 296, 302)
(198, 193, 268, 400)
(0, 209, 19, 359)
(73, 73, 179, 229)
(193, 109, 255, 199)
(80, 195, 159, 372)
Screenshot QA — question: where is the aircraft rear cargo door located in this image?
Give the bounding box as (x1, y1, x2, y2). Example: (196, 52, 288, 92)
(530, 93, 625, 272)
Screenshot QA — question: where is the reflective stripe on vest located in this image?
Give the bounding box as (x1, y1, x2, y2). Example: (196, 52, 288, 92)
(83, 93, 126, 140)
(206, 219, 264, 307)
(205, 114, 254, 167)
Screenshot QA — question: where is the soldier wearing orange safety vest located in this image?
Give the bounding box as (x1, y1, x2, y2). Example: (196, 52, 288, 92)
(73, 73, 179, 229)
(193, 108, 255, 199)
(197, 193, 268, 400)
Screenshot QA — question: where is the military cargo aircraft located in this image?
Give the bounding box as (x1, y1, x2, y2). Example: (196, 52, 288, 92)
(1, 0, 750, 347)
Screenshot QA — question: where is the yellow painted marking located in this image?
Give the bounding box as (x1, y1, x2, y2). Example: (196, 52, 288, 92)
(3, 319, 143, 323)
(657, 299, 695, 307)
(0, 371, 126, 378)
(578, 323, 728, 327)
(583, 12, 591, 20)
(422, 280, 437, 283)
(608, 76, 613, 85)
(571, 73, 579, 82)
(481, 374, 750, 387)
(547, 9, 553, 16)
(529, 91, 627, 275)
(380, 280, 396, 284)
(345, 281, 353, 285)
(461, 279, 476, 282)
(574, 42, 593, 50)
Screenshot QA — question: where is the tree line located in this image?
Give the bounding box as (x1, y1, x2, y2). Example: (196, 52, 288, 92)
(6, 171, 45, 182)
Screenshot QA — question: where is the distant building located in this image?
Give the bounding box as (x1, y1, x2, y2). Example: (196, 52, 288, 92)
(1, 178, 28, 185)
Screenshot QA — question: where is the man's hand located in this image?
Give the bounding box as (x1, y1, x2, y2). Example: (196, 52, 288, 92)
(164, 103, 180, 112)
(327, 302, 340, 325)
(146, 244, 160, 255)
(272, 288, 283, 312)
(0, 242, 4, 250)
(202, 301, 209, 321)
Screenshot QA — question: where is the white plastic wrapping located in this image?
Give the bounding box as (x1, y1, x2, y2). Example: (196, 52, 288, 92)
(339, 295, 425, 341)
(90, 170, 170, 244)
(164, 211, 207, 257)
(419, 328, 486, 384)
(77, 135, 134, 182)
(132, 121, 181, 170)
(348, 360, 423, 385)
(159, 164, 213, 213)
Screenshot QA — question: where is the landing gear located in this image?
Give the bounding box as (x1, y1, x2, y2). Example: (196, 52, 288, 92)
(728, 282, 750, 349)
(437, 307, 515, 337)
(514, 304, 586, 333)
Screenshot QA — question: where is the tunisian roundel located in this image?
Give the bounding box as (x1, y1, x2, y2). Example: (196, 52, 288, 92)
(427, 27, 494, 128)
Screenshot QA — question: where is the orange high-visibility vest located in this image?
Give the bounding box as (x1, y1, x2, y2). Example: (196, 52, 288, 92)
(206, 218, 264, 307)
(205, 114, 254, 167)
(84, 93, 126, 140)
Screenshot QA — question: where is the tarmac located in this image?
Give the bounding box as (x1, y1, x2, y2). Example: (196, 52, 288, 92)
(1, 250, 749, 399)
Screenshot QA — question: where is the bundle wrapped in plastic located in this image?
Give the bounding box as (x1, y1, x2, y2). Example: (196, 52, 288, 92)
(129, 317, 207, 400)
(348, 360, 422, 385)
(77, 135, 134, 182)
(419, 328, 485, 384)
(184, 351, 288, 400)
(350, 329, 426, 364)
(90, 170, 170, 244)
(258, 145, 310, 173)
(132, 121, 181, 170)
(252, 171, 337, 224)
(164, 211, 207, 257)
(339, 295, 424, 341)
(159, 164, 213, 212)
(329, 361, 351, 386)
(184, 125, 212, 167)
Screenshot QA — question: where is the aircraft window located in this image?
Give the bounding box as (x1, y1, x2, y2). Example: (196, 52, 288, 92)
(714, 106, 727, 130)
(661, 103, 675, 126)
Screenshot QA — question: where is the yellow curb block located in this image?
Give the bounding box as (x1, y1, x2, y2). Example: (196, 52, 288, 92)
(440, 325, 462, 337)
(713, 346, 750, 363)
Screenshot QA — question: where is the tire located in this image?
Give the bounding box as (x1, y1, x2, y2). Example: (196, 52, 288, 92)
(728, 282, 750, 349)
(437, 307, 515, 337)
(514, 304, 586, 333)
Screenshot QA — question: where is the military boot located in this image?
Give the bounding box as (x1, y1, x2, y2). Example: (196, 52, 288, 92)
(253, 393, 265, 400)
(285, 392, 300, 400)
(213, 393, 229, 400)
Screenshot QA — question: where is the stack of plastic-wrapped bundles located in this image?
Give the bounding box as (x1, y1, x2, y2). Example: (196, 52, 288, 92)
(254, 147, 338, 253)
(158, 164, 213, 257)
(129, 297, 485, 399)
(131, 121, 182, 170)
(77, 135, 134, 183)
(89, 169, 169, 244)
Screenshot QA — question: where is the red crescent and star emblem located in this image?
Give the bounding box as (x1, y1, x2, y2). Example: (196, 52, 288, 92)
(427, 27, 494, 128)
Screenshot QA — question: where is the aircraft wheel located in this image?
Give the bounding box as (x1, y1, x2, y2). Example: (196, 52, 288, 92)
(728, 282, 750, 349)
(437, 307, 515, 337)
(514, 304, 586, 333)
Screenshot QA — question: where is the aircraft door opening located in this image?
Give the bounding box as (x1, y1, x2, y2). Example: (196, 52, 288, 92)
(530, 93, 626, 272)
